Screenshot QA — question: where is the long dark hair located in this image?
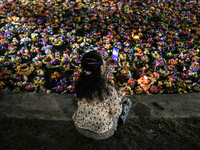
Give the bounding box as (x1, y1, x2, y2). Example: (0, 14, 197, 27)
(75, 51, 109, 101)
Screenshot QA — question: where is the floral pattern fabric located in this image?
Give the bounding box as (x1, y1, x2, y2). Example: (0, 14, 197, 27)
(72, 63, 124, 134)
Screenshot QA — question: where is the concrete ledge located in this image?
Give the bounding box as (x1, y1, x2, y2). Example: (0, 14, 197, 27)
(0, 91, 77, 121)
(1, 91, 200, 121)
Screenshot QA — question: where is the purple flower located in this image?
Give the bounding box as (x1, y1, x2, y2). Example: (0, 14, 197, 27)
(55, 86, 63, 92)
(171, 75, 178, 82)
(51, 59, 58, 64)
(59, 78, 67, 85)
(17, 77, 21, 81)
(73, 59, 79, 63)
(178, 54, 185, 59)
(41, 77, 45, 81)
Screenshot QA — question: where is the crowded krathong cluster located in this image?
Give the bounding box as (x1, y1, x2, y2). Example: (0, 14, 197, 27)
(0, 0, 200, 95)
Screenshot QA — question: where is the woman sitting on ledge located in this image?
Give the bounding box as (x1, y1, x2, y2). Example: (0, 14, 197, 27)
(73, 51, 131, 140)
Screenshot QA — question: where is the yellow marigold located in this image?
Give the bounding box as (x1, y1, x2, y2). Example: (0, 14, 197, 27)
(0, 58, 4, 63)
(13, 87, 20, 92)
(178, 88, 187, 94)
(158, 81, 162, 86)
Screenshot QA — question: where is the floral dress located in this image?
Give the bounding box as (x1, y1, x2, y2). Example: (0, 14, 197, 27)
(72, 63, 125, 134)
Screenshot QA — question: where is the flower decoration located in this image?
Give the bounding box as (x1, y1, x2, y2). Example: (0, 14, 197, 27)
(163, 80, 172, 91)
(33, 76, 45, 87)
(5, 45, 17, 56)
(51, 85, 67, 94)
(166, 51, 173, 58)
(178, 88, 188, 94)
(135, 86, 144, 95)
(15, 63, 35, 76)
(23, 82, 37, 92)
(149, 85, 159, 94)
(188, 62, 200, 78)
(51, 71, 61, 81)
(189, 48, 197, 56)
(11, 74, 28, 83)
(50, 58, 60, 65)
(114, 73, 129, 87)
(0, 0, 200, 95)
(0, 70, 12, 80)
(108, 73, 115, 86)
(43, 53, 61, 69)
(166, 64, 177, 72)
(151, 72, 160, 80)
(59, 78, 68, 86)
(70, 54, 81, 69)
(124, 77, 135, 95)
(0, 81, 6, 89)
(191, 83, 200, 92)
(177, 81, 187, 90)
(154, 57, 166, 70)
(70, 69, 81, 85)
(52, 37, 62, 47)
(11, 55, 21, 63)
(0, 57, 5, 64)
(152, 52, 160, 59)
(60, 52, 72, 72)
(140, 55, 149, 63)
(36, 69, 45, 76)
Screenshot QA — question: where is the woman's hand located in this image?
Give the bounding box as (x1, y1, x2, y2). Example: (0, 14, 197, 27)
(106, 57, 116, 65)
(115, 84, 127, 91)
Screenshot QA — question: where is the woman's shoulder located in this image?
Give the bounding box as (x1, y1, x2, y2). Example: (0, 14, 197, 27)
(106, 83, 116, 93)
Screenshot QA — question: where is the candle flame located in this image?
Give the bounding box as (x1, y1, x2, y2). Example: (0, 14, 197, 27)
(133, 35, 139, 40)
(11, 16, 20, 21)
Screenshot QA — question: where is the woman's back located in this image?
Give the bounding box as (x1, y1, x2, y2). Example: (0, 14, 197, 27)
(72, 51, 129, 140)
(73, 84, 122, 134)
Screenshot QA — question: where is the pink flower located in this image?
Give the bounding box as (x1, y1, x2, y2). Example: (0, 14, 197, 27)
(26, 84, 33, 91)
(150, 86, 158, 93)
(181, 73, 188, 79)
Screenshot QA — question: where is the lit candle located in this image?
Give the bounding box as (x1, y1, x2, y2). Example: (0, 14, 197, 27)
(133, 35, 140, 41)
(142, 76, 150, 85)
(12, 16, 19, 21)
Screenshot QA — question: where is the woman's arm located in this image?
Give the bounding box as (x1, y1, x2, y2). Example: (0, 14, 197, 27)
(103, 58, 116, 80)
(109, 86, 123, 117)
(115, 84, 127, 98)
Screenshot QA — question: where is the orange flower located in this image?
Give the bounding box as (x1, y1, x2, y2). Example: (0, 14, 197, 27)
(99, 51, 103, 55)
(128, 80, 133, 85)
(125, 91, 130, 95)
(5, 18, 12, 23)
(136, 49, 143, 56)
(168, 76, 174, 82)
(167, 65, 173, 70)
(16, 71, 20, 75)
(124, 68, 128, 71)
(51, 72, 61, 79)
(191, 64, 195, 69)
(51, 24, 59, 28)
(158, 58, 164, 64)
(115, 35, 120, 39)
(74, 76, 79, 81)
(5, 61, 10, 66)
(51, 75, 56, 80)
(168, 59, 177, 65)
